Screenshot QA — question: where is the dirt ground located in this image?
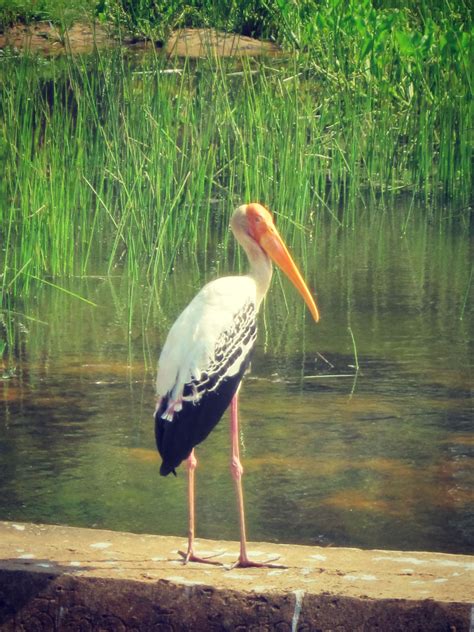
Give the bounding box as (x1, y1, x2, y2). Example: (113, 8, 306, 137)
(0, 21, 281, 57)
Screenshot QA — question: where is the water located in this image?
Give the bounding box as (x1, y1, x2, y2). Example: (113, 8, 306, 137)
(1, 211, 472, 555)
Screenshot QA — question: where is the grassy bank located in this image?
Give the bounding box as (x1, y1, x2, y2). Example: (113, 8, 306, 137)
(1, 1, 473, 43)
(0, 1, 472, 345)
(1, 1, 473, 99)
(1, 47, 471, 287)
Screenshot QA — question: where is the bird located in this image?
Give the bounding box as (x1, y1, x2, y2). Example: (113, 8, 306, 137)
(154, 202, 319, 568)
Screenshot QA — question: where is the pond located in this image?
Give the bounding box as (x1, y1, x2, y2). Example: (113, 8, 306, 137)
(1, 202, 472, 555)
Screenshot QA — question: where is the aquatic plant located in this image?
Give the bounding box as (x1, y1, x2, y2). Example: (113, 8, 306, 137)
(1, 44, 471, 294)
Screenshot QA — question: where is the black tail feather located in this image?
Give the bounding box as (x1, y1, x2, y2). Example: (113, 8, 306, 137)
(154, 361, 250, 475)
(160, 463, 177, 477)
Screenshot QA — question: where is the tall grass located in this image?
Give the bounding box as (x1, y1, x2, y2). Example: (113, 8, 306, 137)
(0, 7, 472, 310)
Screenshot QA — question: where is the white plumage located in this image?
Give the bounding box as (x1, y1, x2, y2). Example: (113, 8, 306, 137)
(156, 275, 258, 420)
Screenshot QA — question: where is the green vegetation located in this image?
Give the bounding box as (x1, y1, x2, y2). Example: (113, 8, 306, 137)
(0, 0, 95, 29)
(1, 1, 473, 44)
(0, 1, 472, 358)
(1, 49, 471, 280)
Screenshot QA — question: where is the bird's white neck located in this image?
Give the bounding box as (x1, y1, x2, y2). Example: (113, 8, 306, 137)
(246, 241, 273, 306)
(231, 224, 273, 307)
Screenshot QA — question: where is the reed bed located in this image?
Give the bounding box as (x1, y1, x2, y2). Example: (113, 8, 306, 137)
(1, 44, 471, 296)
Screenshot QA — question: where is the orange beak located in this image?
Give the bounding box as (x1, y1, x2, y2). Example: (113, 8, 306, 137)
(259, 222, 320, 323)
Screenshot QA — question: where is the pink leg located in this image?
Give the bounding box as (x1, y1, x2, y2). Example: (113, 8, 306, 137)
(230, 392, 286, 569)
(178, 450, 223, 565)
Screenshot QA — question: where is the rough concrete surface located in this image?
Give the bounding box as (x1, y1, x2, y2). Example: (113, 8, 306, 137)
(0, 521, 472, 631)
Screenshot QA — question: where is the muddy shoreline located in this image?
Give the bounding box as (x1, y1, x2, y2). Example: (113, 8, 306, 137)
(0, 21, 280, 57)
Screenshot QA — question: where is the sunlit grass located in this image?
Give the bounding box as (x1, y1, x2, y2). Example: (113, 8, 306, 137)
(1, 47, 471, 301)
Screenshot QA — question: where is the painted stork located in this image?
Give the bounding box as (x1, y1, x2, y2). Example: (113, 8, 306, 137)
(155, 203, 319, 568)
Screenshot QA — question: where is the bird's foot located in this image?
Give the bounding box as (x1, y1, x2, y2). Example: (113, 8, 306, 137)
(231, 555, 287, 569)
(178, 549, 225, 566)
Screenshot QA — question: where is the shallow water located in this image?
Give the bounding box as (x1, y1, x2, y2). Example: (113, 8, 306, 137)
(1, 212, 472, 554)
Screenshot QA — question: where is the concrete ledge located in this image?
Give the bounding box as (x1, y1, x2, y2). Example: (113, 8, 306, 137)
(0, 521, 472, 631)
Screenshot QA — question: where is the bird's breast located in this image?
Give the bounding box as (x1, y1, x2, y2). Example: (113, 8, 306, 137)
(156, 275, 259, 405)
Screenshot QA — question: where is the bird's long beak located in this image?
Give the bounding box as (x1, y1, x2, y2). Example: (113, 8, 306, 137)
(259, 228, 320, 323)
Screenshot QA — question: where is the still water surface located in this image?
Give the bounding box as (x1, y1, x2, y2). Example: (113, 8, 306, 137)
(1, 211, 472, 554)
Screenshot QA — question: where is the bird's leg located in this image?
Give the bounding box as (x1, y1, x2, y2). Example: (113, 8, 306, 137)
(178, 450, 223, 566)
(181, 450, 197, 563)
(229, 392, 286, 569)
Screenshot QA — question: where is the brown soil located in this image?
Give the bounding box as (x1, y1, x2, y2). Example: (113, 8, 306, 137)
(0, 21, 114, 56)
(0, 21, 280, 58)
(165, 28, 280, 58)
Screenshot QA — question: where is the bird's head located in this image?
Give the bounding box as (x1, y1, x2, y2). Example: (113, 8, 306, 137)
(232, 203, 320, 323)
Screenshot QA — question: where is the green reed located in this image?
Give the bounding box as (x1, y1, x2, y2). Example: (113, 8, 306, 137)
(0, 39, 471, 302)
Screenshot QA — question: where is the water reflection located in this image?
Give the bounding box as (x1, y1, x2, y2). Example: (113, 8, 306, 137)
(0, 212, 472, 554)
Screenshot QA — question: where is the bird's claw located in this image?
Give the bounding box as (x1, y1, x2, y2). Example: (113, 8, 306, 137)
(230, 555, 287, 569)
(178, 549, 225, 566)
